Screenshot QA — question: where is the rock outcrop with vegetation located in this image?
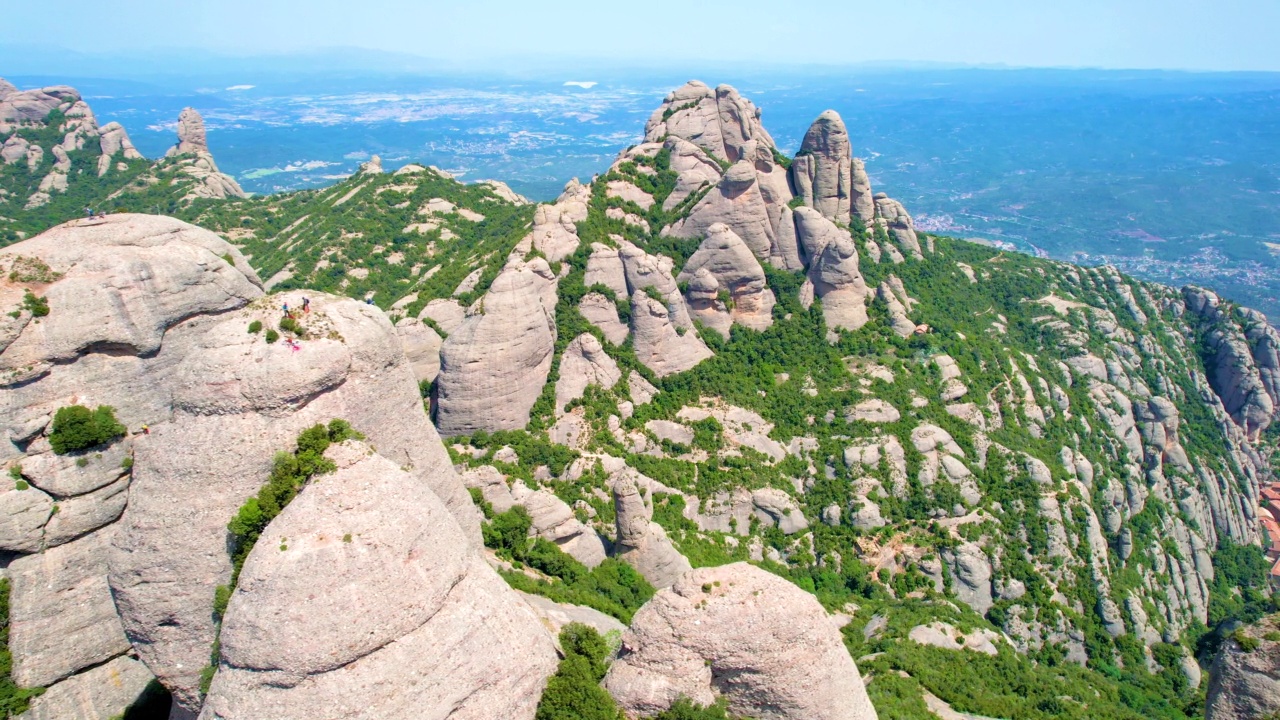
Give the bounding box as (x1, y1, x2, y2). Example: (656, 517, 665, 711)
(3, 75, 1280, 720)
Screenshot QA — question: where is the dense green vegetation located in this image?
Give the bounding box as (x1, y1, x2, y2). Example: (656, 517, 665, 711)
(480, 504, 654, 623)
(535, 624, 621, 720)
(48, 404, 126, 454)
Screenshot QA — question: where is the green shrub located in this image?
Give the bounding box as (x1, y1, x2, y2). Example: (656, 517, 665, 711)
(20, 291, 48, 317)
(48, 405, 126, 454)
(280, 317, 305, 337)
(1234, 629, 1261, 652)
(265, 329, 280, 343)
(248, 320, 263, 334)
(653, 698, 731, 720)
(535, 623, 620, 720)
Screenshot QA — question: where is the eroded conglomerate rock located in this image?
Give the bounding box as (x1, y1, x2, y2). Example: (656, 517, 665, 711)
(873, 194, 922, 260)
(200, 442, 557, 720)
(435, 257, 558, 435)
(612, 468, 691, 588)
(158, 107, 246, 200)
(1206, 615, 1280, 720)
(794, 209, 870, 332)
(109, 291, 479, 715)
(555, 333, 622, 412)
(18, 655, 155, 720)
(604, 562, 878, 719)
(676, 223, 775, 334)
(648, 81, 799, 269)
(463, 465, 607, 567)
(630, 292, 713, 378)
(1183, 286, 1280, 439)
(529, 179, 590, 262)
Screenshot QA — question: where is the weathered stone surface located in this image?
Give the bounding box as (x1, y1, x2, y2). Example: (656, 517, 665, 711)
(874, 194, 922, 260)
(665, 160, 776, 261)
(583, 242, 629, 297)
(20, 438, 130, 497)
(555, 334, 621, 413)
(676, 223, 775, 333)
(419, 298, 466, 333)
(166, 108, 209, 156)
(109, 293, 478, 714)
(42, 474, 129, 547)
(11, 528, 130, 688)
(846, 399, 900, 423)
(796, 209, 870, 331)
(0, 84, 79, 134)
(516, 591, 627, 640)
(578, 292, 629, 345)
(941, 543, 994, 616)
(790, 110, 853, 225)
(17, 654, 155, 720)
(0, 214, 262, 378)
(661, 137, 723, 211)
(0, 481, 53, 553)
(644, 81, 776, 166)
(529, 180, 590, 262)
(436, 258, 558, 435)
(750, 487, 808, 535)
(200, 442, 558, 720)
(604, 562, 878, 720)
(393, 317, 442, 384)
(630, 292, 711, 378)
(612, 468, 691, 588)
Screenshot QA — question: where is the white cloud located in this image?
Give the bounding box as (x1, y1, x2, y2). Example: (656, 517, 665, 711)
(226, 84, 256, 91)
(563, 81, 597, 89)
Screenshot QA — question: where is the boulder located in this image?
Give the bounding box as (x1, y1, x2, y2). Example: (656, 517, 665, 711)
(676, 223, 775, 333)
(393, 317, 443, 384)
(554, 333, 621, 413)
(612, 468, 691, 588)
(166, 107, 209, 156)
(603, 562, 878, 720)
(941, 543, 993, 616)
(583, 243, 629, 297)
(199, 442, 558, 720)
(790, 110, 853, 225)
(435, 258, 558, 435)
(419, 298, 466, 334)
(529, 180, 590, 262)
(109, 293, 479, 714)
(874, 194, 922, 260)
(0, 214, 262, 380)
(799, 211, 869, 331)
(578, 292, 629, 345)
(630, 292, 712, 378)
(665, 160, 777, 261)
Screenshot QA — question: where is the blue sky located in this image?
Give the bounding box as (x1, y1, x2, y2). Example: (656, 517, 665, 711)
(2, 0, 1278, 72)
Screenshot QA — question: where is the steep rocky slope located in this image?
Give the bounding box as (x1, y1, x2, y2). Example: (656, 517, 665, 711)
(2, 76, 1278, 720)
(0, 215, 551, 719)
(415, 81, 1280, 718)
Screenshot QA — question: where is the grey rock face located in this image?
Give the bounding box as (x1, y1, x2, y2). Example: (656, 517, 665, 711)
(630, 292, 713, 378)
(555, 333, 622, 413)
(17, 655, 155, 720)
(10, 528, 131, 688)
(604, 562, 878, 720)
(200, 443, 558, 720)
(435, 258, 558, 435)
(676, 223, 775, 334)
(612, 468, 691, 588)
(1183, 286, 1280, 439)
(795, 208, 870, 332)
(1206, 615, 1280, 720)
(0, 84, 80, 133)
(941, 543, 994, 616)
(110, 292, 478, 714)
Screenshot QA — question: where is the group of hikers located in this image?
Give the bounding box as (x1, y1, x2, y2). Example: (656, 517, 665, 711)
(83, 207, 110, 222)
(281, 298, 310, 352)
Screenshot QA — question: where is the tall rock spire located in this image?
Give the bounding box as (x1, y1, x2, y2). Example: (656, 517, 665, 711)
(166, 107, 209, 157)
(790, 110, 876, 227)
